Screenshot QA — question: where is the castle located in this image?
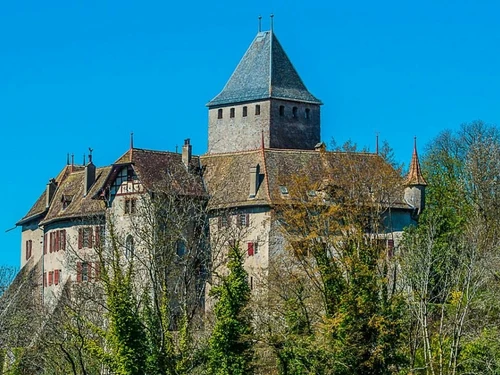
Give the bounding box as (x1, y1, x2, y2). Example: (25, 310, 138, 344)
(15, 27, 426, 306)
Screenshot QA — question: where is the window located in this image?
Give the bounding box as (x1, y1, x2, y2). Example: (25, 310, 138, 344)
(218, 215, 230, 228)
(279, 185, 289, 195)
(61, 195, 73, 210)
(238, 213, 250, 227)
(292, 106, 298, 118)
(78, 227, 95, 249)
(77, 262, 96, 282)
(230, 108, 235, 118)
(305, 108, 310, 119)
(127, 168, 135, 182)
(58, 230, 66, 251)
(81, 262, 89, 282)
(242, 106, 247, 117)
(125, 235, 134, 259)
(279, 105, 285, 116)
(94, 226, 104, 247)
(255, 104, 261, 115)
(217, 108, 223, 119)
(124, 198, 137, 214)
(25, 240, 32, 260)
(176, 240, 186, 257)
(249, 276, 253, 290)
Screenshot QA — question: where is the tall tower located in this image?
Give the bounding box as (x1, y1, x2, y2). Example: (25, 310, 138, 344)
(404, 138, 427, 216)
(207, 29, 322, 154)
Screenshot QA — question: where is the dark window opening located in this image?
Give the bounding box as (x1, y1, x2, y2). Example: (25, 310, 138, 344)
(255, 105, 261, 115)
(292, 106, 298, 118)
(238, 213, 250, 227)
(230, 108, 235, 118)
(217, 108, 223, 119)
(242, 106, 247, 117)
(81, 262, 88, 282)
(124, 198, 137, 214)
(305, 108, 311, 119)
(279, 105, 285, 116)
(125, 235, 134, 259)
(176, 240, 186, 257)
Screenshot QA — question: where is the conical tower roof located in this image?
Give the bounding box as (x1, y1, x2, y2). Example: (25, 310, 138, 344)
(207, 31, 322, 107)
(406, 138, 427, 186)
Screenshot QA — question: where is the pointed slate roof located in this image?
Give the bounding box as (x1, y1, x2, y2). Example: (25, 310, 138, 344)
(406, 139, 427, 186)
(207, 31, 322, 107)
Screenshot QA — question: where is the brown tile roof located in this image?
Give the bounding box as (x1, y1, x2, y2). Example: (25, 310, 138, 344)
(112, 148, 206, 197)
(17, 165, 85, 225)
(201, 148, 408, 210)
(40, 166, 111, 225)
(406, 141, 427, 186)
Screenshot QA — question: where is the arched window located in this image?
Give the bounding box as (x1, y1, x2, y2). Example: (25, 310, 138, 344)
(292, 106, 298, 118)
(217, 108, 223, 119)
(125, 235, 134, 259)
(279, 105, 285, 116)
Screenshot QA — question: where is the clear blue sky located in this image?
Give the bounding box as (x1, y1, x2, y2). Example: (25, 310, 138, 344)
(2, 0, 500, 268)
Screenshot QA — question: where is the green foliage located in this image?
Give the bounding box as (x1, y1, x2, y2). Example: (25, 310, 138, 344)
(207, 246, 253, 375)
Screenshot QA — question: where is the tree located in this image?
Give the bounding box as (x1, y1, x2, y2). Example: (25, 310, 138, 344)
(207, 245, 253, 375)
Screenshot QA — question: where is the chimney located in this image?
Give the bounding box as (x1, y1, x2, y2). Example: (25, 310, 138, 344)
(182, 139, 192, 168)
(249, 164, 260, 198)
(84, 149, 96, 196)
(46, 179, 57, 208)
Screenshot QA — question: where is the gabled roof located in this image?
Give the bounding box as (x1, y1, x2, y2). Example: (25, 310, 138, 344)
(111, 148, 206, 197)
(406, 140, 427, 186)
(207, 31, 322, 107)
(201, 148, 408, 210)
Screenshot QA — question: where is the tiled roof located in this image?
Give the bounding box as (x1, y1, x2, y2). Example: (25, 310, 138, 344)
(406, 141, 427, 186)
(17, 165, 85, 225)
(207, 31, 322, 107)
(40, 166, 111, 225)
(112, 148, 206, 197)
(201, 149, 408, 210)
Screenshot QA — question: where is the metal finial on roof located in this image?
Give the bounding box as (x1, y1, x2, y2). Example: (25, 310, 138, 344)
(130, 132, 134, 149)
(83, 154, 86, 166)
(258, 15, 262, 32)
(88, 147, 93, 164)
(376, 132, 379, 155)
(270, 14, 274, 32)
(66, 153, 70, 165)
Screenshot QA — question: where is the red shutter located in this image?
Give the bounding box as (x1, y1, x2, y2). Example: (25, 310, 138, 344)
(54, 269, 59, 285)
(48, 271, 53, 286)
(25, 241, 28, 260)
(29, 240, 32, 258)
(247, 242, 254, 256)
(77, 262, 82, 282)
(87, 262, 93, 281)
(88, 228, 93, 249)
(56, 231, 60, 252)
(61, 230, 66, 251)
(245, 214, 250, 227)
(43, 234, 47, 254)
(78, 229, 83, 249)
(43, 272, 47, 287)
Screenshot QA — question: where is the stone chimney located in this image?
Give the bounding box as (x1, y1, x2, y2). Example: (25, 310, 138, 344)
(182, 139, 192, 168)
(249, 164, 260, 198)
(46, 179, 57, 208)
(84, 151, 96, 196)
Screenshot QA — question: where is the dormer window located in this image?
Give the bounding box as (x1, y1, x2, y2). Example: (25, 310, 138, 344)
(305, 108, 310, 119)
(242, 106, 248, 117)
(279, 105, 285, 116)
(292, 107, 298, 118)
(217, 108, 223, 119)
(279, 185, 289, 195)
(61, 195, 73, 210)
(255, 105, 261, 115)
(230, 108, 235, 118)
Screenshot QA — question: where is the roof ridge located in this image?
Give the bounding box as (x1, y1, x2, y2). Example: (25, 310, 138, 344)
(202, 148, 262, 158)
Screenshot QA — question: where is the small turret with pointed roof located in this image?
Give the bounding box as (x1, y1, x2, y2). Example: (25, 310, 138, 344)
(207, 19, 322, 154)
(404, 138, 427, 216)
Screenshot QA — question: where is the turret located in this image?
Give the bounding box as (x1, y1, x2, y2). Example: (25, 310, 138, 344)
(404, 138, 427, 216)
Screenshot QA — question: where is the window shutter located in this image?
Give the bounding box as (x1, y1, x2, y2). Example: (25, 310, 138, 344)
(48, 271, 53, 286)
(54, 269, 59, 285)
(77, 262, 82, 282)
(388, 239, 395, 257)
(61, 230, 66, 251)
(88, 229, 93, 249)
(56, 231, 60, 252)
(29, 240, 32, 258)
(78, 229, 83, 249)
(247, 242, 254, 256)
(245, 214, 250, 227)
(25, 241, 28, 260)
(43, 234, 47, 254)
(88, 262, 93, 281)
(94, 227, 100, 247)
(43, 272, 47, 287)
(49, 233, 52, 253)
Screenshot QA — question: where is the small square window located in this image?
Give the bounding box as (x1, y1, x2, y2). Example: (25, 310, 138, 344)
(255, 105, 261, 115)
(242, 106, 247, 117)
(230, 108, 235, 118)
